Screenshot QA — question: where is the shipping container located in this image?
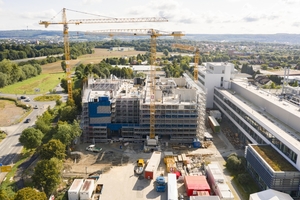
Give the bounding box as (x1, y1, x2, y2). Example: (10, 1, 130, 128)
(144, 151, 161, 179)
(68, 179, 84, 200)
(208, 116, 220, 133)
(204, 132, 213, 141)
(168, 173, 178, 200)
(189, 196, 221, 200)
(206, 163, 234, 200)
(80, 179, 95, 200)
(184, 176, 211, 196)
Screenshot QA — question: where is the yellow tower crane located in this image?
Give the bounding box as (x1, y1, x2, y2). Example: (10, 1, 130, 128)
(86, 29, 184, 146)
(172, 44, 200, 81)
(39, 8, 168, 101)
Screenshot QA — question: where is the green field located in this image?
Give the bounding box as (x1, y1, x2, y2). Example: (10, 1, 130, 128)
(0, 73, 64, 95)
(0, 48, 148, 95)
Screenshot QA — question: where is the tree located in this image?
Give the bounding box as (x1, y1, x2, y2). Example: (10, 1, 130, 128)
(59, 105, 77, 122)
(237, 173, 252, 185)
(163, 49, 169, 57)
(39, 139, 66, 160)
(60, 78, 68, 92)
(0, 188, 10, 200)
(270, 82, 276, 89)
(292, 81, 299, 87)
(53, 120, 81, 146)
(32, 158, 63, 196)
(14, 187, 47, 200)
(19, 128, 43, 149)
(225, 153, 245, 172)
(261, 64, 268, 70)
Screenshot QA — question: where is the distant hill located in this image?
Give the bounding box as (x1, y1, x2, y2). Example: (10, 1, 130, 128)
(1, 30, 300, 44)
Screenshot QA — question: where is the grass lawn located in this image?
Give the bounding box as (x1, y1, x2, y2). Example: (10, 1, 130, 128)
(0, 73, 64, 95)
(0, 48, 155, 95)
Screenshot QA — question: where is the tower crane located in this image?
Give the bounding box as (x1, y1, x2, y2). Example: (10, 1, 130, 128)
(172, 44, 200, 81)
(86, 29, 184, 146)
(39, 8, 168, 100)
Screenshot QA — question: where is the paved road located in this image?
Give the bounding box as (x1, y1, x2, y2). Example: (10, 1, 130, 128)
(0, 91, 65, 182)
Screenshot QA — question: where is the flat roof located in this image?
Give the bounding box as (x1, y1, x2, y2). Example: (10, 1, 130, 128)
(80, 179, 94, 192)
(217, 84, 300, 151)
(251, 145, 298, 171)
(69, 179, 84, 192)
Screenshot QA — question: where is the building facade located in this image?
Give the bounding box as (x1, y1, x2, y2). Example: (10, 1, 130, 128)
(212, 81, 300, 198)
(197, 62, 236, 108)
(81, 76, 203, 143)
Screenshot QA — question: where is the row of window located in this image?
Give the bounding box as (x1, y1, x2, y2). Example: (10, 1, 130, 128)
(214, 88, 298, 163)
(140, 105, 196, 110)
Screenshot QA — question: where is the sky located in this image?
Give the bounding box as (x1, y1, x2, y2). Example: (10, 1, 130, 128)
(0, 0, 300, 34)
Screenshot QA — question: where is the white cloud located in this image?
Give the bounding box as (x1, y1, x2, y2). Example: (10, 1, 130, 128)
(292, 22, 300, 27)
(20, 9, 58, 20)
(82, 0, 102, 5)
(280, 0, 299, 4)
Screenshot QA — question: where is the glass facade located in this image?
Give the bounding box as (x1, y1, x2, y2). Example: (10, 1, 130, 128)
(213, 88, 298, 164)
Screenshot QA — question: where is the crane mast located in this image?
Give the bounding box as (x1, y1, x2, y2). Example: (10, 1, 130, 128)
(172, 44, 200, 81)
(39, 8, 168, 101)
(62, 8, 72, 100)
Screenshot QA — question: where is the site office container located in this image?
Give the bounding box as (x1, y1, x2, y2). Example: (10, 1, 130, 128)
(208, 116, 220, 133)
(184, 176, 211, 196)
(167, 173, 178, 200)
(144, 151, 161, 179)
(79, 179, 95, 200)
(68, 179, 84, 200)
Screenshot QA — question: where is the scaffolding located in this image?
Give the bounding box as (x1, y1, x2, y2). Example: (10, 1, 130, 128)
(183, 73, 206, 140)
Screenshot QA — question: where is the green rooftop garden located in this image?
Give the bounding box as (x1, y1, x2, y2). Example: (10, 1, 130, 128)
(252, 145, 298, 172)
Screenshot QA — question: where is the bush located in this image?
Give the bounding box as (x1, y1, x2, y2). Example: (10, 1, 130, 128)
(237, 173, 252, 185)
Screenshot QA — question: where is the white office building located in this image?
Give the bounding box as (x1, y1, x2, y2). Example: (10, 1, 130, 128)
(197, 62, 236, 108)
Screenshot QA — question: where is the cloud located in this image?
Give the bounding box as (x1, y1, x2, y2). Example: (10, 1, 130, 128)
(292, 22, 300, 27)
(242, 12, 280, 22)
(150, 0, 180, 10)
(82, 0, 102, 5)
(20, 9, 58, 20)
(280, 0, 299, 4)
(128, 0, 198, 25)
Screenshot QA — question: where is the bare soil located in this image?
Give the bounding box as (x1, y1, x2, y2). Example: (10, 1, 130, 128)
(63, 142, 131, 178)
(0, 100, 25, 126)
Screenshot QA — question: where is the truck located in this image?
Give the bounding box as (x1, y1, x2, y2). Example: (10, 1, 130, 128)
(134, 159, 145, 175)
(86, 144, 102, 153)
(155, 176, 166, 192)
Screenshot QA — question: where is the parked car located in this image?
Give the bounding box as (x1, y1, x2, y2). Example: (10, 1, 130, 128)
(24, 118, 31, 123)
(24, 98, 30, 102)
(20, 96, 27, 99)
(33, 105, 38, 109)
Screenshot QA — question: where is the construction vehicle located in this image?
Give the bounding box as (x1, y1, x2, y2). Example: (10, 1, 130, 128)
(134, 159, 145, 175)
(40, 8, 168, 101)
(155, 175, 166, 192)
(172, 43, 200, 81)
(86, 29, 184, 148)
(86, 144, 102, 152)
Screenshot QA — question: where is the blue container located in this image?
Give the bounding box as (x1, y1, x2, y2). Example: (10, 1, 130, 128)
(193, 139, 201, 148)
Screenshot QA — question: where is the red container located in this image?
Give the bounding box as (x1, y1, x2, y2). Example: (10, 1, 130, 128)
(184, 176, 211, 196)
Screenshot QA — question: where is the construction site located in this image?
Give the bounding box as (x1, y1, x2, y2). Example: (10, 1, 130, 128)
(81, 75, 206, 146)
(64, 129, 237, 200)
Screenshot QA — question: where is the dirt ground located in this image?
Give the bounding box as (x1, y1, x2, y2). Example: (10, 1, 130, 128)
(63, 142, 134, 178)
(0, 100, 25, 126)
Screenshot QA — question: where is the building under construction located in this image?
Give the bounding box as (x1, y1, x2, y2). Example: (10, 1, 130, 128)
(81, 75, 204, 143)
